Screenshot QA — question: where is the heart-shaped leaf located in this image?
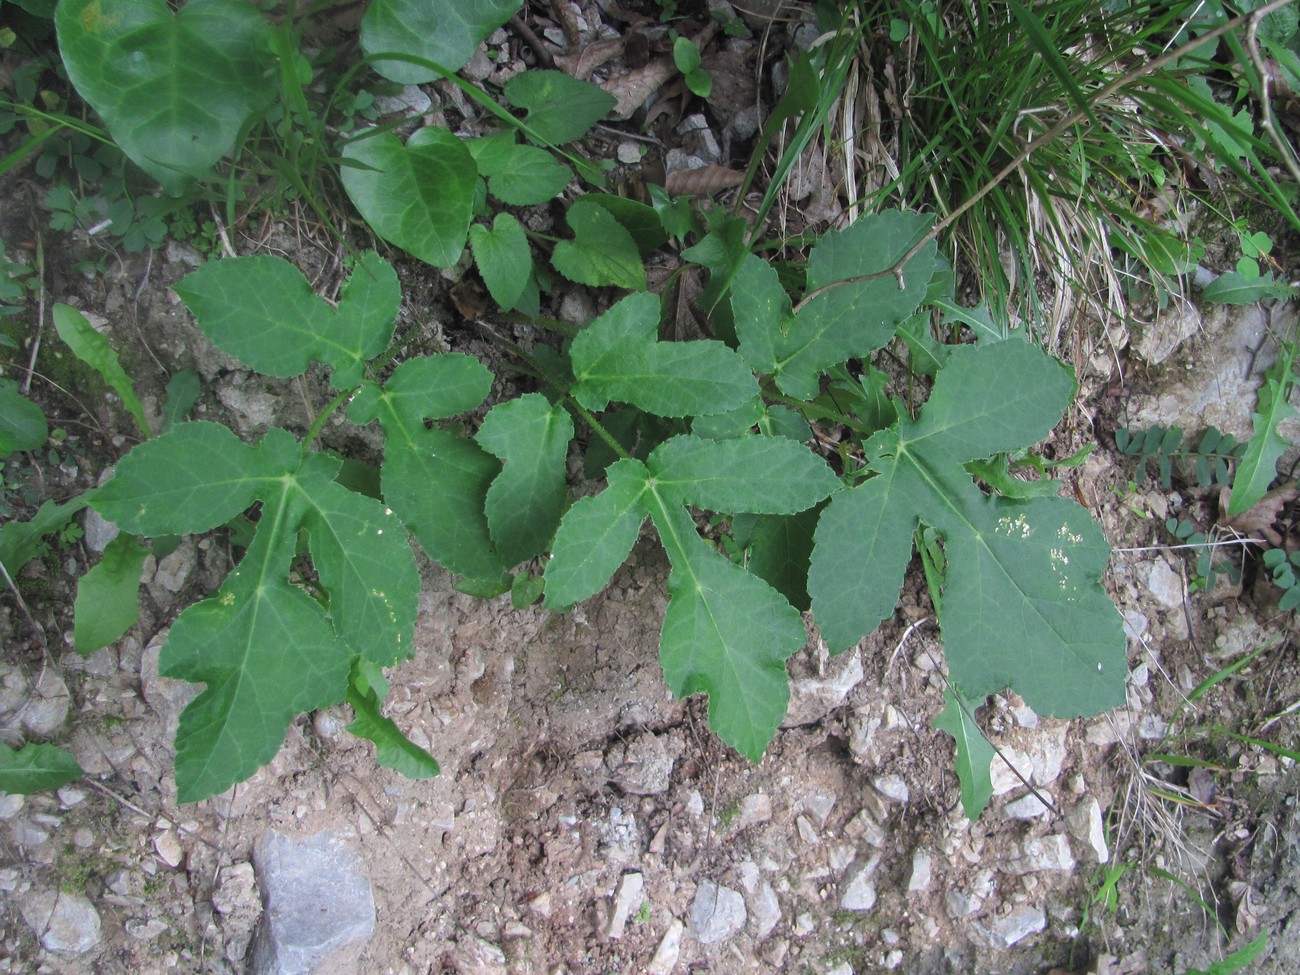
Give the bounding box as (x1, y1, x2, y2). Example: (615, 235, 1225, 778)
(341, 128, 477, 268)
(552, 199, 645, 290)
(470, 214, 531, 310)
(504, 70, 616, 146)
(361, 0, 521, 84)
(55, 0, 277, 193)
(470, 136, 572, 206)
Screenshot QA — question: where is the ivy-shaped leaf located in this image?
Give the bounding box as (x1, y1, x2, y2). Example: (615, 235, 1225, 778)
(346, 659, 439, 779)
(55, 0, 277, 193)
(476, 394, 574, 567)
(732, 211, 939, 398)
(341, 128, 477, 269)
(552, 199, 646, 290)
(570, 292, 758, 417)
(173, 251, 399, 389)
(809, 340, 1126, 717)
(470, 214, 532, 310)
(361, 0, 521, 84)
(504, 70, 616, 146)
(348, 355, 508, 584)
(89, 424, 420, 802)
(933, 686, 995, 819)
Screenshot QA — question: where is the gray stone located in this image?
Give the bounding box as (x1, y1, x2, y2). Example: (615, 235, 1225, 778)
(21, 668, 70, 737)
(747, 879, 781, 940)
(605, 872, 644, 940)
(21, 889, 102, 955)
(1145, 560, 1183, 611)
(1003, 833, 1076, 875)
(12, 819, 50, 846)
(153, 538, 196, 593)
(372, 85, 433, 117)
(735, 793, 772, 829)
(873, 774, 910, 803)
(648, 919, 684, 975)
(607, 732, 682, 796)
(1004, 791, 1053, 820)
(840, 857, 880, 911)
(1133, 300, 1201, 365)
(986, 906, 1046, 946)
(0, 792, 24, 820)
(140, 636, 199, 734)
(690, 880, 746, 945)
(783, 650, 864, 727)
(800, 792, 837, 829)
(907, 850, 933, 893)
(1067, 797, 1110, 863)
(250, 830, 375, 975)
(81, 506, 120, 553)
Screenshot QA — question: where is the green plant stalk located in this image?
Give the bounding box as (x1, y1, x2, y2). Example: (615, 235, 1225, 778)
(565, 397, 633, 463)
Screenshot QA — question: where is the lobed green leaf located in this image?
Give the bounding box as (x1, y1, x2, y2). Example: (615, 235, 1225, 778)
(174, 251, 399, 389)
(476, 394, 574, 567)
(346, 660, 439, 779)
(648, 435, 839, 515)
(544, 457, 649, 608)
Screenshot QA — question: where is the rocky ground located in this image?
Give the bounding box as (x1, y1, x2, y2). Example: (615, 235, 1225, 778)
(3, 4, 1300, 975)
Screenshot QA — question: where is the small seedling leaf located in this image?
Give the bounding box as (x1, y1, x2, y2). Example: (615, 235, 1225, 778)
(73, 533, 147, 654)
(346, 659, 439, 779)
(0, 497, 88, 573)
(341, 128, 477, 268)
(1228, 358, 1298, 517)
(0, 743, 82, 795)
(472, 138, 572, 205)
(52, 304, 151, 437)
(933, 686, 995, 819)
(0, 378, 47, 455)
(55, 0, 278, 193)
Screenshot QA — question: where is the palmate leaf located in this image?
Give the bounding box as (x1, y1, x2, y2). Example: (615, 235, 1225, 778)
(933, 686, 995, 819)
(173, 251, 399, 390)
(361, 0, 521, 84)
(55, 0, 277, 194)
(733, 210, 939, 398)
(341, 128, 477, 269)
(89, 425, 420, 802)
(349, 355, 508, 584)
(545, 434, 837, 757)
(570, 292, 757, 417)
(810, 341, 1126, 718)
(476, 394, 574, 567)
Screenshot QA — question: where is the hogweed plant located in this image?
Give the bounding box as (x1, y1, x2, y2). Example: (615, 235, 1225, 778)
(4, 0, 1295, 815)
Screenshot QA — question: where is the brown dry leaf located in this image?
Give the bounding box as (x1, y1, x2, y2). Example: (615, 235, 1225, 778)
(664, 165, 744, 197)
(553, 36, 625, 80)
(702, 49, 756, 117)
(1218, 482, 1299, 547)
(451, 278, 490, 321)
(602, 57, 675, 120)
